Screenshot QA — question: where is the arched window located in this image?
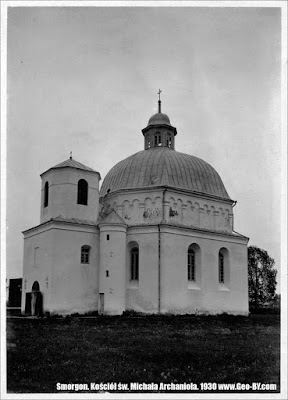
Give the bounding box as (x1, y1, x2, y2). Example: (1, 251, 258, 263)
(188, 248, 195, 281)
(44, 182, 49, 207)
(154, 133, 162, 147)
(166, 134, 172, 148)
(130, 247, 139, 281)
(187, 243, 201, 286)
(81, 245, 91, 264)
(77, 179, 88, 205)
(218, 248, 230, 287)
(32, 281, 40, 291)
(146, 135, 151, 149)
(219, 252, 225, 283)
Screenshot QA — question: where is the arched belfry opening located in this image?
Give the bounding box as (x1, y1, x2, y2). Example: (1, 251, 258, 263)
(44, 182, 49, 207)
(77, 179, 88, 205)
(142, 90, 177, 150)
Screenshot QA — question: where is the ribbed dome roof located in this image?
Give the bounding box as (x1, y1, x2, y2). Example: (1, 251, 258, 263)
(100, 147, 230, 200)
(148, 112, 171, 126)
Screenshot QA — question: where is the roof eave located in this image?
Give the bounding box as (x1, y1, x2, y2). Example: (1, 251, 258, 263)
(100, 184, 234, 204)
(40, 166, 101, 179)
(22, 218, 97, 234)
(142, 125, 177, 135)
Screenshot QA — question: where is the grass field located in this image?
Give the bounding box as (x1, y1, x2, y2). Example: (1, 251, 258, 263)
(7, 313, 280, 394)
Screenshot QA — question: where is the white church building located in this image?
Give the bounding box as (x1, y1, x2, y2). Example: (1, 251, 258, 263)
(21, 97, 249, 316)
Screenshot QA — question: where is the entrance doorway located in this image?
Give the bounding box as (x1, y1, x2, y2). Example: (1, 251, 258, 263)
(25, 281, 43, 316)
(25, 292, 32, 314)
(99, 293, 104, 315)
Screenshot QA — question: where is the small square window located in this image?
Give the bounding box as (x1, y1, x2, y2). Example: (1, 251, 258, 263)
(106, 270, 109, 277)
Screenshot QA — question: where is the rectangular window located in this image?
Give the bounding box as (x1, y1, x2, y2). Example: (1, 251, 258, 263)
(107, 234, 110, 241)
(81, 248, 90, 264)
(106, 270, 109, 277)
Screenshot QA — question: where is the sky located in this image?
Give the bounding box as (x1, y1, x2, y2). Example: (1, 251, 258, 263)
(5, 5, 283, 290)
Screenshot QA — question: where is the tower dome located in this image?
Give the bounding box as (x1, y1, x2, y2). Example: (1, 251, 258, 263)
(148, 112, 171, 126)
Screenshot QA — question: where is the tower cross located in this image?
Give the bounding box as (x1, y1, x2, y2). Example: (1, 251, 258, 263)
(157, 89, 162, 101)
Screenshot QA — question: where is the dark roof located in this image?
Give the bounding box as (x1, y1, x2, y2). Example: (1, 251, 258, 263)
(41, 158, 99, 176)
(22, 216, 97, 234)
(148, 112, 171, 126)
(51, 216, 96, 225)
(98, 210, 127, 226)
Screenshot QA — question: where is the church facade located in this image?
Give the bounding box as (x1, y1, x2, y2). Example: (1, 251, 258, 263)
(21, 98, 249, 316)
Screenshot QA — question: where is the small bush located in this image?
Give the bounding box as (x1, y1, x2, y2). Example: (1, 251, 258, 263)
(249, 306, 280, 315)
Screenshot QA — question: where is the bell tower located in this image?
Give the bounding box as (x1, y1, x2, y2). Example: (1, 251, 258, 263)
(40, 155, 101, 224)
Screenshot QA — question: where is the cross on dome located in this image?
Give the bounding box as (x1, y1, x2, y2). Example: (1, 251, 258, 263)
(157, 89, 162, 113)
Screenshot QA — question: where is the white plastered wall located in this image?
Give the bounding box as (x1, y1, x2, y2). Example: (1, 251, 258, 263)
(22, 222, 100, 315)
(21, 227, 53, 314)
(99, 224, 127, 315)
(124, 225, 248, 315)
(101, 188, 233, 233)
(160, 226, 249, 315)
(126, 226, 160, 313)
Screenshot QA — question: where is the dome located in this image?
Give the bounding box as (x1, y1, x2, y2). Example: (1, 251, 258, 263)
(100, 147, 231, 200)
(148, 112, 171, 126)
